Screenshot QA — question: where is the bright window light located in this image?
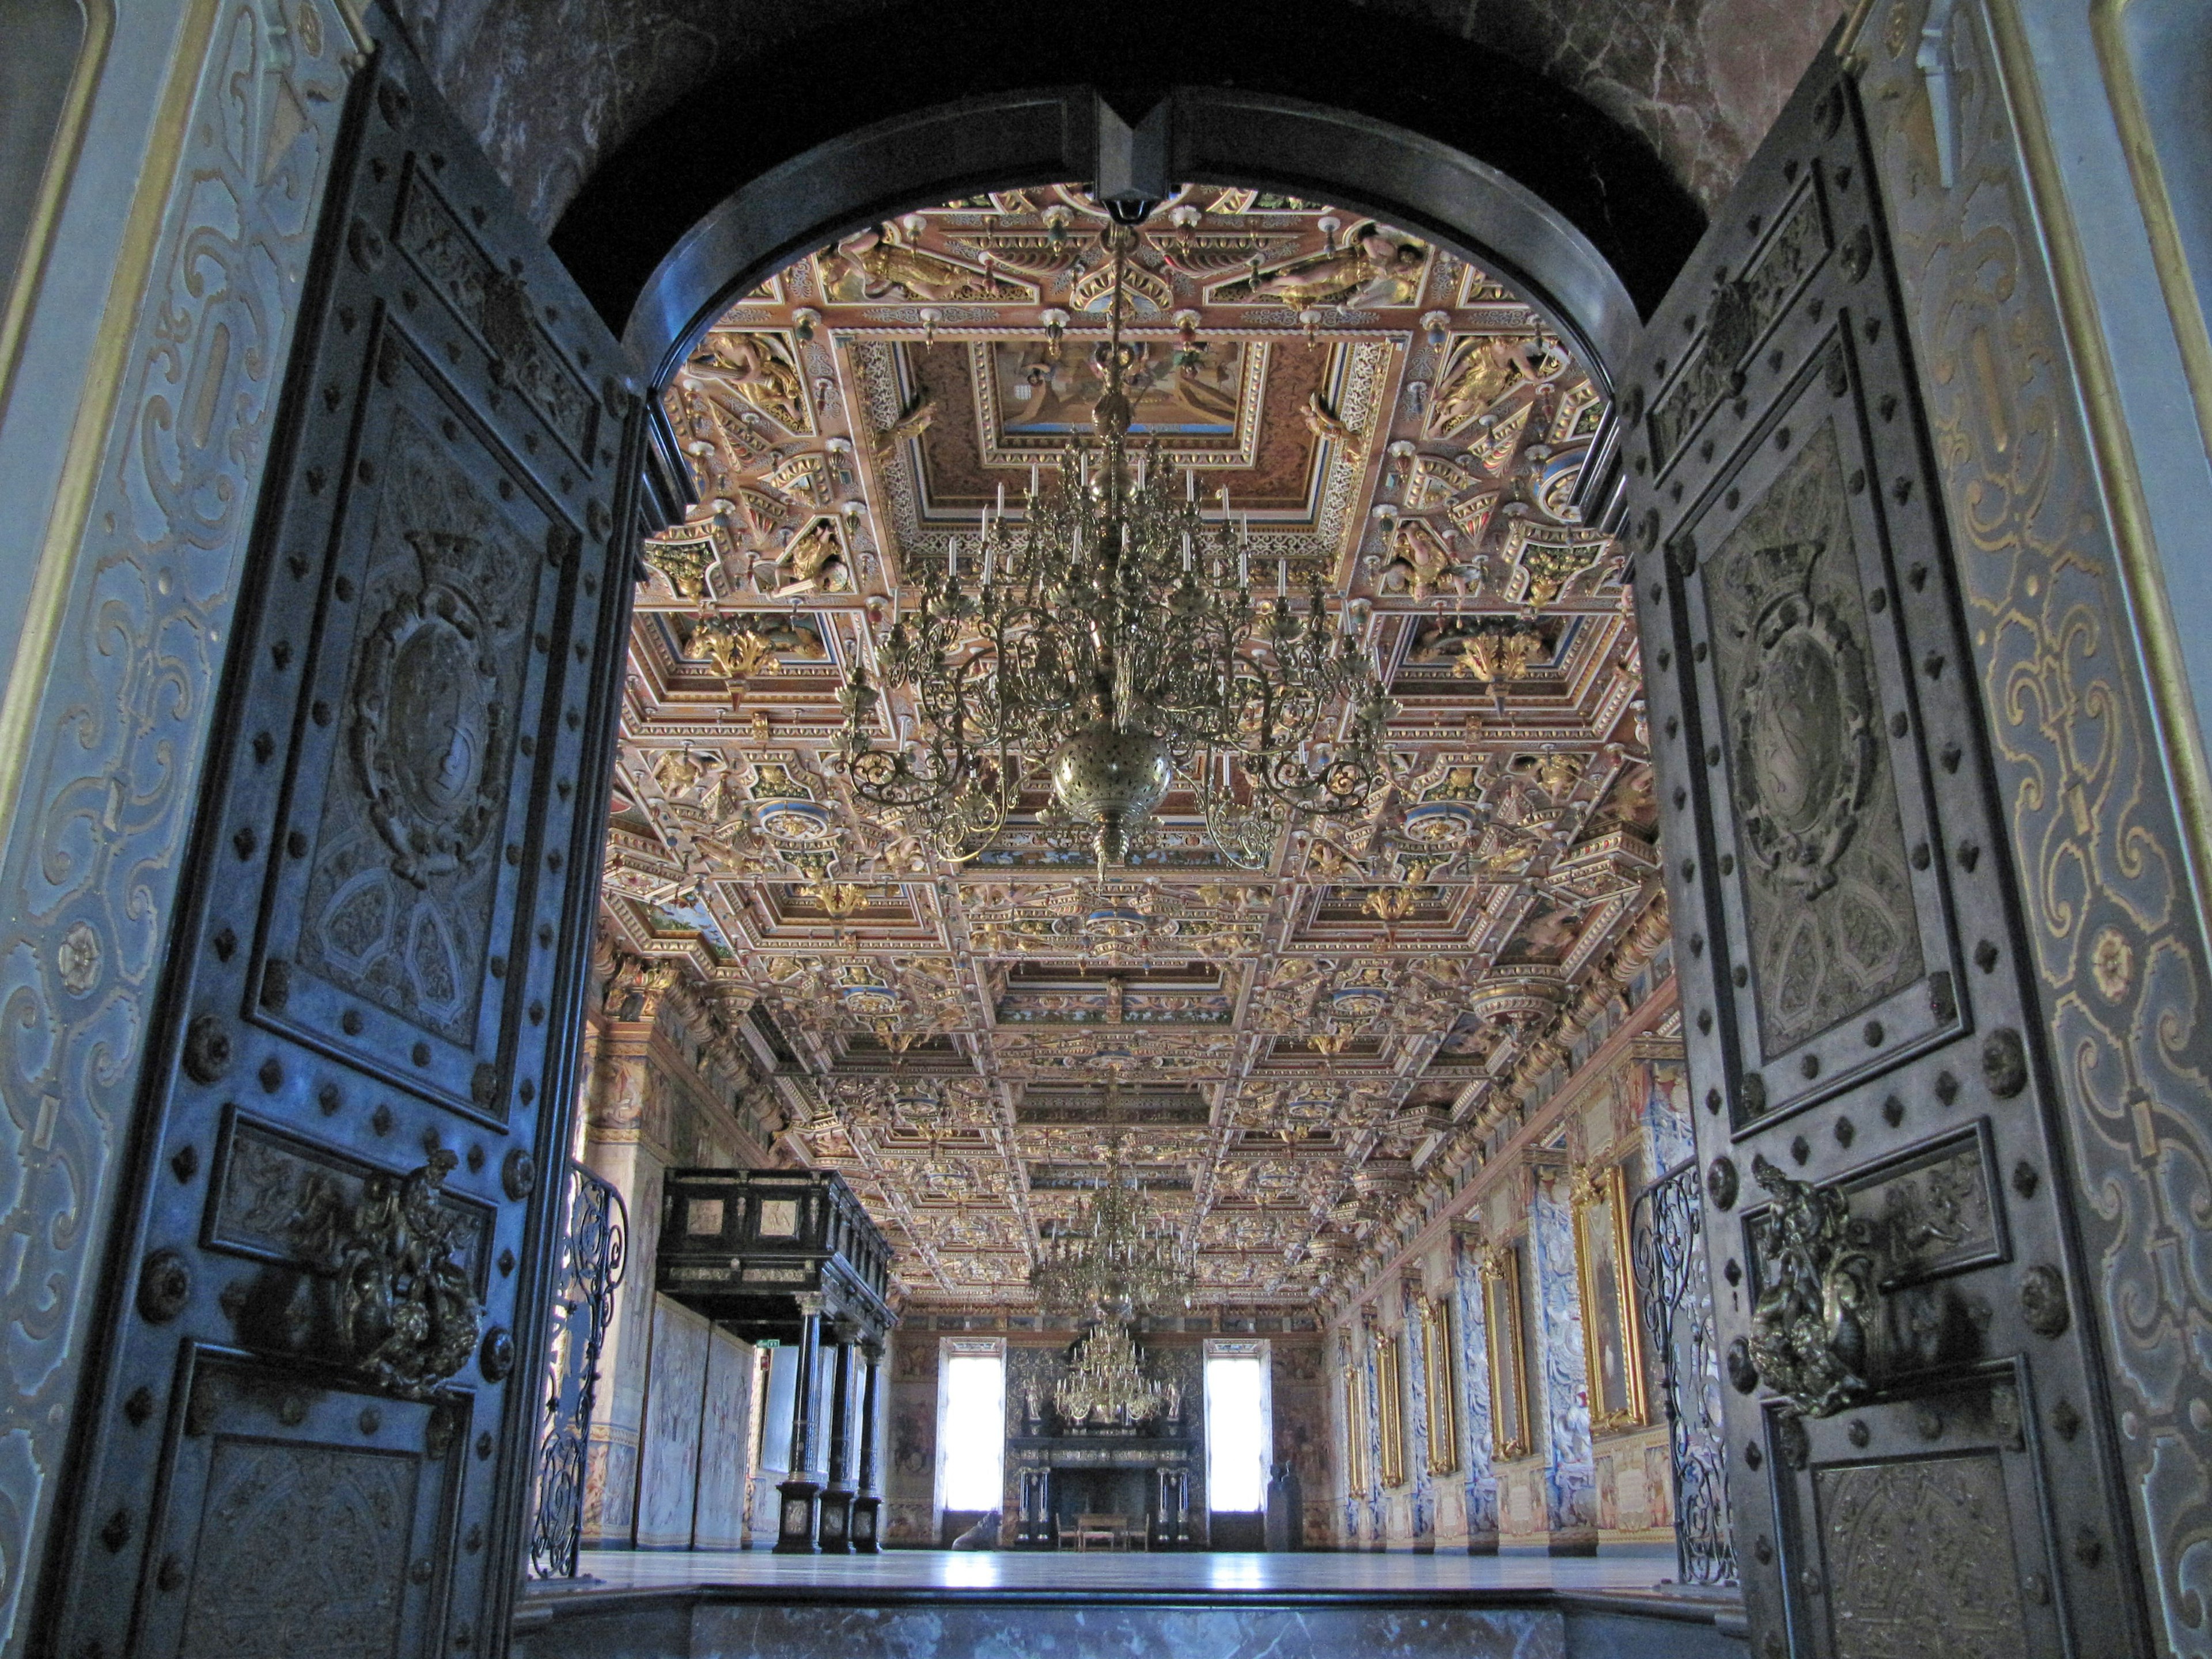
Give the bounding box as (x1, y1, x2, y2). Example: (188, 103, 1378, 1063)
(941, 1352, 1006, 1510)
(1205, 1354, 1268, 1511)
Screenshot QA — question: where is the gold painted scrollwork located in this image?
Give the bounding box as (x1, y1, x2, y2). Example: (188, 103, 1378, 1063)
(1857, 3, 2212, 1637)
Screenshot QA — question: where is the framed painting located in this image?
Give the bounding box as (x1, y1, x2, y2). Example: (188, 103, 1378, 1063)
(1571, 1162, 1650, 1433)
(1376, 1330, 1407, 1488)
(1420, 1295, 1460, 1475)
(1342, 1360, 1370, 1492)
(1481, 1244, 1532, 1461)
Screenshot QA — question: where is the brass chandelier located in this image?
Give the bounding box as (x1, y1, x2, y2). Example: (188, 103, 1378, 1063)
(1029, 1139, 1190, 1324)
(1054, 1321, 1165, 1429)
(838, 218, 1395, 869)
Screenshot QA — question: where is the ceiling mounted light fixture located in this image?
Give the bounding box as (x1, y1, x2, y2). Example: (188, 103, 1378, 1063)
(1029, 1134, 1191, 1323)
(837, 217, 1395, 871)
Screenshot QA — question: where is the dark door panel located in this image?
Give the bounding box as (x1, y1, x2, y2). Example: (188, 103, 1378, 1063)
(1621, 49, 2148, 1659)
(41, 9, 654, 1656)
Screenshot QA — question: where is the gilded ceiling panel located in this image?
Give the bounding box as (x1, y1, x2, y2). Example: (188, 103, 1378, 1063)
(605, 183, 1666, 1305)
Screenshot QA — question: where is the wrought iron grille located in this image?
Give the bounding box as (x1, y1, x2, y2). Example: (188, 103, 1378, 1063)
(528, 1161, 627, 1578)
(1631, 1157, 1738, 1585)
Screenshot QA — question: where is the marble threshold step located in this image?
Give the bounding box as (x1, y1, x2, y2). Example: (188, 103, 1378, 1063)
(513, 1550, 1749, 1659)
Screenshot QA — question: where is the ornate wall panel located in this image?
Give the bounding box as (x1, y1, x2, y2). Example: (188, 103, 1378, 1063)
(1857, 4, 2212, 1649)
(1704, 423, 1925, 1055)
(0, 5, 357, 1649)
(635, 1297, 712, 1547)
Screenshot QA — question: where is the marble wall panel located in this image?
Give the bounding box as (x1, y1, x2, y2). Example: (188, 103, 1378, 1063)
(635, 1297, 713, 1548)
(1530, 1165, 1596, 1535)
(692, 1328, 757, 1548)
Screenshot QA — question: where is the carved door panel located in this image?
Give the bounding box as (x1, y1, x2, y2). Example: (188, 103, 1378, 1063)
(43, 12, 653, 1658)
(1621, 47, 2147, 1659)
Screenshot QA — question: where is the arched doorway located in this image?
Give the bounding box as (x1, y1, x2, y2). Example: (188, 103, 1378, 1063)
(20, 7, 2188, 1656)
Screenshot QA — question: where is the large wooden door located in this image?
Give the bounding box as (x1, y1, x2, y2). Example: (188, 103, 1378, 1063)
(1622, 43, 2149, 1659)
(39, 12, 655, 1657)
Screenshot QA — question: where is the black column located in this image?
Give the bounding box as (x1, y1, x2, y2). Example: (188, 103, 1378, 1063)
(774, 1294, 824, 1552)
(817, 1333, 857, 1552)
(851, 1338, 884, 1552)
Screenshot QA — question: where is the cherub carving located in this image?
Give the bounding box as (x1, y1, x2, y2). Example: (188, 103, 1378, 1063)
(1426, 336, 1537, 439)
(770, 517, 850, 597)
(1220, 225, 1426, 308)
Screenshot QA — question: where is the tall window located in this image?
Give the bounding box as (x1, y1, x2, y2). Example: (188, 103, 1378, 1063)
(939, 1343, 1006, 1512)
(1204, 1340, 1271, 1512)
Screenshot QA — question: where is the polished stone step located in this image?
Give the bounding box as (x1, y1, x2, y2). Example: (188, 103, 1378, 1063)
(512, 1550, 1749, 1659)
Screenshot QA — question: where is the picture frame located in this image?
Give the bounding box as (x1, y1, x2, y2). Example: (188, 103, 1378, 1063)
(1420, 1295, 1460, 1475)
(1571, 1161, 1650, 1433)
(1375, 1328, 1407, 1488)
(1481, 1243, 1532, 1461)
(1342, 1361, 1371, 1492)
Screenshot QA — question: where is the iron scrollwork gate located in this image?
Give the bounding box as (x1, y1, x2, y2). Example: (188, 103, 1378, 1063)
(1632, 1158, 1737, 1586)
(529, 1162, 628, 1577)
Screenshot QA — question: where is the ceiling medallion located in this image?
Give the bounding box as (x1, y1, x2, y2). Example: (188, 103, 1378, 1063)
(838, 218, 1395, 872)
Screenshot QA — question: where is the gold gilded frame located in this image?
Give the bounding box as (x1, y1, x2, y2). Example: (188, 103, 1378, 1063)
(1342, 1362, 1370, 1492)
(1419, 1294, 1460, 1475)
(1480, 1244, 1531, 1461)
(1375, 1329, 1407, 1488)
(1571, 1162, 1649, 1433)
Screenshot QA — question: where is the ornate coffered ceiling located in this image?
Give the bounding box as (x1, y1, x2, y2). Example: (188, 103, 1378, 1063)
(601, 183, 1664, 1306)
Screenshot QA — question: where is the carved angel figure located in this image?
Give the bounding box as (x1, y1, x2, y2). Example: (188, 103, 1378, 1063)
(771, 517, 850, 596)
(874, 385, 937, 459)
(685, 328, 810, 434)
(1302, 391, 1366, 459)
(1426, 336, 1537, 438)
(1381, 518, 1463, 601)
(1222, 225, 1426, 309)
(834, 225, 1017, 302)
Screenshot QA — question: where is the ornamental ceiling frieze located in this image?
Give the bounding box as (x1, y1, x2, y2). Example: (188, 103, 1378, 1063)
(603, 183, 1665, 1304)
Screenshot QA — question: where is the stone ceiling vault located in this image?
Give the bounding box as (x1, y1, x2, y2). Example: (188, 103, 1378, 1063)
(601, 185, 1671, 1308)
(391, 0, 1847, 239)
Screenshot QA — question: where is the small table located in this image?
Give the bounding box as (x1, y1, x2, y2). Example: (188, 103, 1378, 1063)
(1069, 1513, 1138, 1552)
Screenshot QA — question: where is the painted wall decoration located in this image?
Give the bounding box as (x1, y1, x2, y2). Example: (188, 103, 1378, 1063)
(693, 1328, 757, 1548)
(1531, 1164, 1595, 1533)
(1452, 1237, 1500, 1540)
(635, 1298, 712, 1547)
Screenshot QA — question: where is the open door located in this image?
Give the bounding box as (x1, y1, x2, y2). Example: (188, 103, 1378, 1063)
(37, 10, 660, 1656)
(1622, 38, 2150, 1659)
